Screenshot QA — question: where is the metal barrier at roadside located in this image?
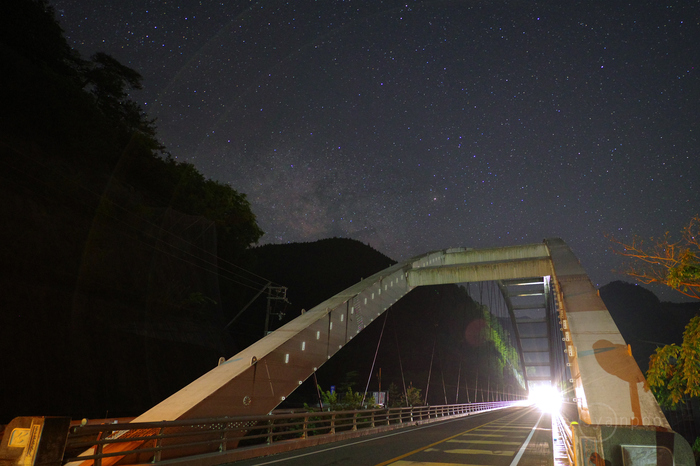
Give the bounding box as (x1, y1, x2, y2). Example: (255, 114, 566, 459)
(553, 412, 574, 465)
(60, 401, 521, 465)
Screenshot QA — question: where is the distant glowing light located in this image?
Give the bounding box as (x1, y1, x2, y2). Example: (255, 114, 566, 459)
(529, 385, 562, 413)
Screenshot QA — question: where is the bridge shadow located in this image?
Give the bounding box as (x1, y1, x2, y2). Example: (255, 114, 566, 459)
(592, 339, 648, 426)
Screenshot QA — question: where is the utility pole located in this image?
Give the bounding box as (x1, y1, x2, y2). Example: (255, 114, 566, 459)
(224, 282, 290, 338)
(264, 286, 290, 336)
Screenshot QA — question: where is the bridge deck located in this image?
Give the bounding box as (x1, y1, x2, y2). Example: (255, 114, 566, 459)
(229, 406, 559, 466)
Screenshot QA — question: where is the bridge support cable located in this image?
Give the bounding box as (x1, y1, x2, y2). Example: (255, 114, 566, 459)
(361, 308, 389, 406)
(485, 282, 493, 403)
(454, 358, 461, 403)
(438, 347, 448, 405)
(424, 334, 437, 405)
(393, 328, 409, 406)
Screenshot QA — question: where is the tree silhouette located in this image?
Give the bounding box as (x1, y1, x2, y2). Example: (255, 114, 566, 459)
(609, 216, 700, 408)
(646, 316, 700, 408)
(1, 0, 82, 76)
(0, 0, 264, 422)
(81, 52, 158, 138)
(609, 215, 700, 299)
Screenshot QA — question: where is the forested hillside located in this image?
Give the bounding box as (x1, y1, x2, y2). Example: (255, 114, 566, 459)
(600, 281, 700, 373)
(0, 0, 262, 423)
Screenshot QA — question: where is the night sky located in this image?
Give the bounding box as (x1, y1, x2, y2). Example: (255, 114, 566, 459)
(51, 0, 698, 300)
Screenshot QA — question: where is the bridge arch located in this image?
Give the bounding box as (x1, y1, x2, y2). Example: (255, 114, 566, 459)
(134, 238, 668, 430)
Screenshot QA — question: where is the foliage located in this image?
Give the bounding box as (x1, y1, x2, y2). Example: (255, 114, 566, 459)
(479, 305, 524, 388)
(337, 370, 361, 395)
(81, 52, 158, 137)
(341, 388, 367, 409)
(388, 383, 404, 408)
(309, 386, 369, 411)
(400, 383, 423, 407)
(317, 386, 338, 409)
(609, 216, 700, 408)
(646, 316, 700, 408)
(608, 216, 700, 299)
(1, 1, 156, 152)
(1, 0, 263, 252)
(1, 0, 82, 78)
(148, 156, 264, 251)
(0, 0, 264, 422)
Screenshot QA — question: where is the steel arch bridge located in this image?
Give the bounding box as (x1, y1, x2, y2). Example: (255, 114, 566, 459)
(4, 238, 695, 466)
(135, 238, 667, 432)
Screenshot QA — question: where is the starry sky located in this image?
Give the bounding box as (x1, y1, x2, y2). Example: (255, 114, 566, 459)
(51, 0, 698, 300)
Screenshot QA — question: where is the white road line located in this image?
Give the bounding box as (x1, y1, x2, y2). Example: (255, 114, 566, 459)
(509, 412, 544, 466)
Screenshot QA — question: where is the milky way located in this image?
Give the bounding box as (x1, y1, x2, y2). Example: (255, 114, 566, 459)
(52, 0, 699, 300)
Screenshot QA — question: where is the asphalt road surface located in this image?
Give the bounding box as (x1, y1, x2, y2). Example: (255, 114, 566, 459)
(229, 406, 554, 466)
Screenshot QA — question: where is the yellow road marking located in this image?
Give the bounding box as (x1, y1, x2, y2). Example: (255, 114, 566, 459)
(448, 439, 522, 445)
(487, 426, 531, 429)
(391, 462, 489, 466)
(490, 423, 533, 426)
(477, 426, 531, 429)
(475, 427, 532, 431)
(373, 426, 489, 466)
(480, 428, 530, 431)
(373, 418, 512, 466)
(443, 448, 516, 456)
(374, 409, 535, 466)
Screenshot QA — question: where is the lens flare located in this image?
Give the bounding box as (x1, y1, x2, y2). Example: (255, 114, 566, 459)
(528, 385, 562, 413)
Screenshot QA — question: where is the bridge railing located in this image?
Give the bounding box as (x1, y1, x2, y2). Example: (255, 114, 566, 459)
(553, 411, 574, 465)
(62, 401, 523, 465)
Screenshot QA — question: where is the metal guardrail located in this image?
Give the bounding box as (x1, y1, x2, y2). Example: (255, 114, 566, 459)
(554, 412, 574, 465)
(63, 401, 522, 465)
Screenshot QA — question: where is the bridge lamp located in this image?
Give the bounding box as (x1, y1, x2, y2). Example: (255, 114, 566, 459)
(528, 384, 562, 414)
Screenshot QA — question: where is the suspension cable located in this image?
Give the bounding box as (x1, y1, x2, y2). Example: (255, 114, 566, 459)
(455, 357, 461, 404)
(394, 328, 408, 406)
(424, 331, 437, 405)
(439, 347, 448, 405)
(361, 308, 390, 406)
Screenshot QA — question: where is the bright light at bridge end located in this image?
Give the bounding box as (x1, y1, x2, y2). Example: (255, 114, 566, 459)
(529, 385, 562, 413)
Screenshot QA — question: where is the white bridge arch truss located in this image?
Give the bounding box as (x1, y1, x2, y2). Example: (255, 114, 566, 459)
(135, 238, 668, 431)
